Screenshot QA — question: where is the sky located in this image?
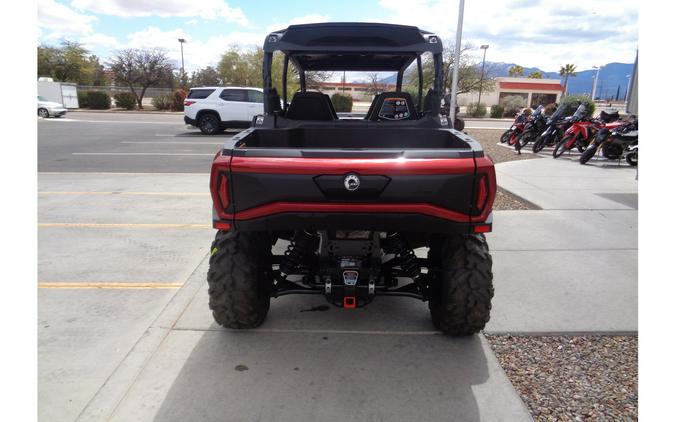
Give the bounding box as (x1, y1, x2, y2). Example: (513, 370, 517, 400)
(37, 0, 638, 78)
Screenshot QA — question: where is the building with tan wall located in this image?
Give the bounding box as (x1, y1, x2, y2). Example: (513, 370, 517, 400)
(459, 77, 564, 108)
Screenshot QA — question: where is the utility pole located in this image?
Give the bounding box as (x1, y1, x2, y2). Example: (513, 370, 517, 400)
(449, 0, 465, 128)
(477, 44, 489, 107)
(591, 65, 601, 100)
(624, 74, 631, 101)
(178, 38, 186, 86)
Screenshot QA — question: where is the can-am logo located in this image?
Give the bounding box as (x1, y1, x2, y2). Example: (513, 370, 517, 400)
(344, 174, 360, 191)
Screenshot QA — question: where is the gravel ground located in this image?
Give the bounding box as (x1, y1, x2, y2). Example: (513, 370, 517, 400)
(466, 129, 540, 210)
(465, 128, 540, 165)
(485, 335, 638, 421)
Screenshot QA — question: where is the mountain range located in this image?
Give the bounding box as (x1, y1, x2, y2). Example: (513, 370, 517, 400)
(486, 62, 635, 99)
(379, 61, 635, 99)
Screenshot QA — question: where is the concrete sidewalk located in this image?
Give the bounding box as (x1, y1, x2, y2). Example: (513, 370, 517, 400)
(488, 157, 638, 333)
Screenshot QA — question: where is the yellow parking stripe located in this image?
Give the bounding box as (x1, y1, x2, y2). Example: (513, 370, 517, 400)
(38, 282, 183, 289)
(39, 191, 209, 196)
(38, 223, 211, 229)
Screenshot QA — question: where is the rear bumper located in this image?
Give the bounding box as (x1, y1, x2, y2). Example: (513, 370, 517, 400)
(219, 211, 490, 234)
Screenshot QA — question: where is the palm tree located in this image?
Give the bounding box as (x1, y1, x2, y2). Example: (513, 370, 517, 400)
(508, 65, 524, 77)
(559, 64, 577, 96)
(527, 71, 543, 79)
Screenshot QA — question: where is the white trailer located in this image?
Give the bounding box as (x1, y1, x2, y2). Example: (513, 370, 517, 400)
(37, 80, 80, 108)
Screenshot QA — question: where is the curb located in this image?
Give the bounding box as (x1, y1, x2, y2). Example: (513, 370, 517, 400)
(75, 253, 209, 421)
(69, 109, 183, 115)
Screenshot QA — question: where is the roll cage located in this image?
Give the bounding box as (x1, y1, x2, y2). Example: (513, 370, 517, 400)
(261, 22, 445, 117)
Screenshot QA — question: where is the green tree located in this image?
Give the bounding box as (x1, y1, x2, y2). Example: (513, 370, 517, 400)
(109, 48, 174, 109)
(37, 41, 106, 85)
(404, 43, 496, 95)
(508, 65, 525, 77)
(190, 66, 222, 87)
(559, 63, 577, 96)
(527, 71, 543, 79)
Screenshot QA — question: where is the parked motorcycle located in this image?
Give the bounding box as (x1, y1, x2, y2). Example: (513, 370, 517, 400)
(552, 105, 622, 158)
(579, 116, 638, 165)
(531, 104, 571, 153)
(500, 109, 531, 146)
(515, 104, 547, 153)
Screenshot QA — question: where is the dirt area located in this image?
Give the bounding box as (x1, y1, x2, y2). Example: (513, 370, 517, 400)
(486, 335, 638, 421)
(465, 128, 540, 165)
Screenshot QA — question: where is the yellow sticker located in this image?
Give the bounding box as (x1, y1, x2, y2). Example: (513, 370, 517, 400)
(211, 247, 218, 256)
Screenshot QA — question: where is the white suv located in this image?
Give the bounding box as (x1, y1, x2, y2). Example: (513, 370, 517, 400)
(184, 87, 264, 135)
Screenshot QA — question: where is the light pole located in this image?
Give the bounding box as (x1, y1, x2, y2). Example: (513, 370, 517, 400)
(178, 38, 186, 85)
(591, 65, 601, 100)
(477, 44, 489, 107)
(449, 0, 465, 128)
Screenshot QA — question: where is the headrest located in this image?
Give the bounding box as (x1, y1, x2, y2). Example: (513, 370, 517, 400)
(286, 91, 336, 121)
(369, 92, 418, 121)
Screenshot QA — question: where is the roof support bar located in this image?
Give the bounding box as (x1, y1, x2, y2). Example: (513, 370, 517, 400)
(417, 56, 423, 110)
(282, 54, 289, 111)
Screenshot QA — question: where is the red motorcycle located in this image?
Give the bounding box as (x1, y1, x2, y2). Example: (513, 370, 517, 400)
(552, 105, 621, 158)
(500, 109, 531, 146)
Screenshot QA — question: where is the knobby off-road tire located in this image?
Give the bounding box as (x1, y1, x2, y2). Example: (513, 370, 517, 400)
(499, 130, 511, 144)
(579, 144, 598, 164)
(552, 135, 573, 158)
(208, 230, 273, 329)
(532, 135, 547, 153)
(428, 234, 494, 336)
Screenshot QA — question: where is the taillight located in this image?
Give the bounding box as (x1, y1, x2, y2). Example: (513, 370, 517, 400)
(218, 174, 229, 210)
(210, 171, 229, 219)
(475, 174, 488, 212)
(184, 100, 196, 106)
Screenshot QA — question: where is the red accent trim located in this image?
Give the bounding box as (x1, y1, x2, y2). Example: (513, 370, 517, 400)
(226, 202, 472, 222)
(343, 297, 357, 309)
(499, 81, 564, 91)
(214, 222, 231, 230)
(474, 224, 491, 233)
(231, 157, 476, 175)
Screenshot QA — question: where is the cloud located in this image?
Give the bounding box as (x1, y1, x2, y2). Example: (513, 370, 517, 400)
(79, 33, 121, 49)
(375, 0, 638, 70)
(93, 26, 263, 71)
(70, 0, 249, 26)
(38, 0, 96, 35)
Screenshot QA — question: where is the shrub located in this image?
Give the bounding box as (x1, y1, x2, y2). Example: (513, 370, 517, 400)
(490, 104, 504, 118)
(152, 95, 173, 111)
(331, 93, 353, 112)
(559, 94, 596, 117)
(113, 92, 137, 110)
(87, 91, 111, 110)
(77, 91, 89, 108)
(466, 102, 487, 118)
(171, 89, 187, 111)
(501, 95, 527, 118)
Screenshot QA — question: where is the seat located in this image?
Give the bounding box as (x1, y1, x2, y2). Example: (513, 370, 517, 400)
(368, 92, 419, 121)
(265, 88, 282, 114)
(286, 92, 336, 121)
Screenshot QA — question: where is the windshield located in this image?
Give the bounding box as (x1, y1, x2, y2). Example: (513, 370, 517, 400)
(532, 105, 544, 117)
(572, 104, 587, 119)
(549, 104, 565, 120)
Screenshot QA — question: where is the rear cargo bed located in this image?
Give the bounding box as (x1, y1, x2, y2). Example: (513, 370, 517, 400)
(235, 127, 472, 149)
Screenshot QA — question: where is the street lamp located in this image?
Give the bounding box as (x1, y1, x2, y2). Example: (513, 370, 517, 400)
(591, 65, 601, 100)
(178, 38, 187, 84)
(449, 0, 465, 128)
(477, 44, 489, 108)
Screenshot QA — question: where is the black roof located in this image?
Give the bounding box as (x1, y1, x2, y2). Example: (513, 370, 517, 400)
(263, 22, 443, 71)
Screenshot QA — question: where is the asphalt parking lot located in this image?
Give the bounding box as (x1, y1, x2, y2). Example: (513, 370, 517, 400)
(38, 112, 636, 421)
